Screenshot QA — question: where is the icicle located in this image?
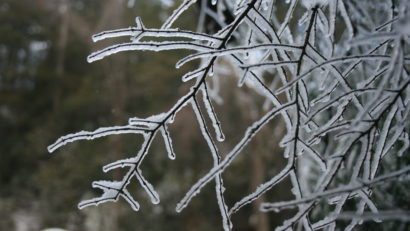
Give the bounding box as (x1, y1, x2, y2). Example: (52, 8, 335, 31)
(398, 132, 409, 157)
(169, 112, 176, 123)
(135, 16, 144, 29)
(298, 11, 310, 26)
(208, 65, 214, 77)
(370, 105, 398, 179)
(135, 168, 160, 204)
(160, 125, 176, 160)
(238, 68, 248, 87)
(181, 67, 206, 82)
(201, 86, 225, 141)
(283, 148, 290, 159)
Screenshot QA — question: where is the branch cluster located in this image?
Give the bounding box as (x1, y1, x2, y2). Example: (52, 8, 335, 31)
(49, 0, 410, 230)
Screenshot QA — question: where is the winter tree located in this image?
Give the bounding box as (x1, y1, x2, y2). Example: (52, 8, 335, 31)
(49, 0, 410, 230)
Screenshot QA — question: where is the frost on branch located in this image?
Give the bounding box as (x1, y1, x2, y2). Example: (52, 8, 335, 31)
(49, 0, 410, 230)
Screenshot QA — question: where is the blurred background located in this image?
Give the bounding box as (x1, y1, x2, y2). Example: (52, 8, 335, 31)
(3, 0, 410, 231)
(0, 0, 294, 230)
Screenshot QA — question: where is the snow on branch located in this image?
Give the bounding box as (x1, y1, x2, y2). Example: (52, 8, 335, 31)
(47, 125, 148, 153)
(261, 165, 410, 212)
(92, 17, 223, 43)
(87, 41, 215, 63)
(50, 0, 410, 230)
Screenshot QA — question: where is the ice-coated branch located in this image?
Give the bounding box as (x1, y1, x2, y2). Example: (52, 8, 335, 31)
(275, 54, 405, 94)
(87, 41, 215, 63)
(176, 43, 302, 68)
(176, 101, 295, 212)
(47, 125, 148, 153)
(337, 210, 410, 222)
(161, 0, 197, 29)
(49, 0, 410, 230)
(261, 165, 410, 212)
(92, 21, 222, 43)
(191, 97, 231, 230)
